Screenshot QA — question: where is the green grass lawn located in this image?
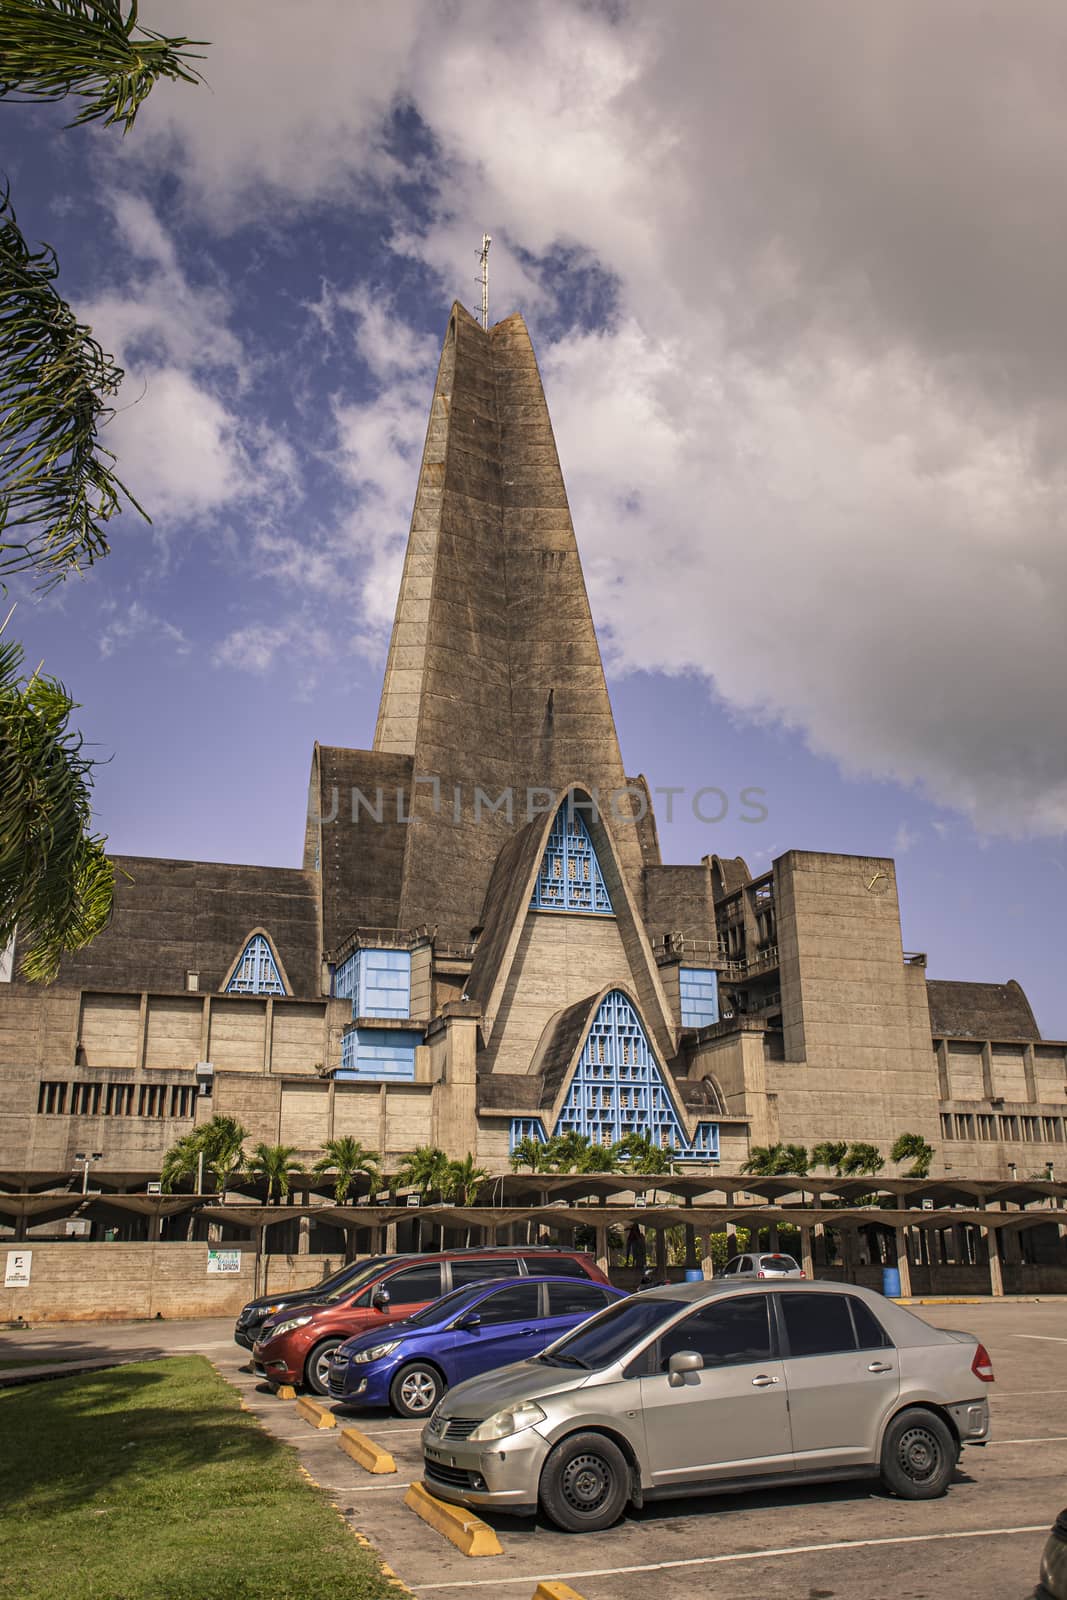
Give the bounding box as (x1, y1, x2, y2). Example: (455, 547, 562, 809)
(0, 1357, 65, 1369)
(0, 1356, 402, 1600)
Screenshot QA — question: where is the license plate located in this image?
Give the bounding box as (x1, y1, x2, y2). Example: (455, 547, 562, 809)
(425, 1446, 450, 1464)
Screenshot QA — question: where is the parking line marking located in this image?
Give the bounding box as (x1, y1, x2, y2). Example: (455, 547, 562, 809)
(416, 1524, 1050, 1589)
(346, 1481, 414, 1493)
(1014, 1335, 1067, 1343)
(991, 1389, 1067, 1396)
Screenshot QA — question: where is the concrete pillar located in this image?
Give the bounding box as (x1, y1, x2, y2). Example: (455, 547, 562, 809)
(700, 1228, 713, 1279)
(298, 1214, 311, 1255)
(986, 1227, 1004, 1297)
(768, 1223, 780, 1253)
(684, 1224, 699, 1271)
(385, 1220, 398, 1252)
(148, 1210, 162, 1244)
(799, 1226, 814, 1280)
(655, 1227, 668, 1277)
(839, 1228, 854, 1283)
(894, 1227, 912, 1298)
(595, 1224, 610, 1279)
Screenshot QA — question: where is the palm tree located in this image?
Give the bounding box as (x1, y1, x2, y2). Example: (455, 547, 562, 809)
(615, 1131, 676, 1175)
(442, 1154, 490, 1206)
(248, 1142, 305, 1203)
(159, 1114, 248, 1195)
(314, 1136, 381, 1203)
(546, 1131, 592, 1173)
(741, 1143, 809, 1177)
(1, 629, 114, 982)
(509, 1136, 552, 1174)
(395, 1145, 450, 1197)
(811, 1141, 849, 1176)
(890, 1132, 934, 1178)
(840, 1142, 884, 1177)
(577, 1143, 620, 1174)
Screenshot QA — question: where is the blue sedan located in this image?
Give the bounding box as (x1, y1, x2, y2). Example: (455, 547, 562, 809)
(327, 1275, 626, 1417)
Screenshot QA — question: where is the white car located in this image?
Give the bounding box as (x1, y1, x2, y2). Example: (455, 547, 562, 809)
(722, 1252, 804, 1279)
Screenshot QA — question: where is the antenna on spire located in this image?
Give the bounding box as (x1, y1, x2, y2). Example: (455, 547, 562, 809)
(478, 232, 491, 330)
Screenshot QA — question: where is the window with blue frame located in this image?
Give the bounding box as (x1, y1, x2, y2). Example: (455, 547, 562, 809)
(530, 804, 613, 914)
(334, 948, 411, 1019)
(225, 934, 286, 995)
(551, 990, 718, 1161)
(680, 967, 719, 1029)
(509, 1118, 547, 1153)
(338, 1028, 420, 1082)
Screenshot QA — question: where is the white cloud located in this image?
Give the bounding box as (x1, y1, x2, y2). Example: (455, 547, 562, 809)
(99, 599, 190, 659)
(115, 2, 1067, 835)
(213, 616, 331, 674)
(893, 823, 918, 857)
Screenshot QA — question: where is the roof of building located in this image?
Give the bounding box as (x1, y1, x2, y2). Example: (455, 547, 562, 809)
(926, 978, 1041, 1040)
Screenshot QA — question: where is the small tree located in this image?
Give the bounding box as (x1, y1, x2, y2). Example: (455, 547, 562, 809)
(395, 1144, 450, 1197)
(615, 1131, 677, 1175)
(811, 1141, 848, 1176)
(545, 1131, 591, 1173)
(840, 1142, 884, 1177)
(577, 1142, 620, 1174)
(442, 1153, 490, 1206)
(509, 1136, 551, 1174)
(314, 1136, 381, 1203)
(890, 1132, 934, 1179)
(741, 1143, 809, 1176)
(159, 1114, 248, 1195)
(248, 1142, 305, 1204)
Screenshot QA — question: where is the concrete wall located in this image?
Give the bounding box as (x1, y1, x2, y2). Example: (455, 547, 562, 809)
(0, 1243, 346, 1323)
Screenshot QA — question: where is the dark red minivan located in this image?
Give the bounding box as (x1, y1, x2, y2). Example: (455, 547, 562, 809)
(252, 1247, 610, 1393)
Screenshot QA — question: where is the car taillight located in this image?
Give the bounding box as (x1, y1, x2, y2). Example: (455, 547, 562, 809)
(971, 1342, 995, 1382)
(757, 1271, 766, 1278)
(799, 1272, 806, 1278)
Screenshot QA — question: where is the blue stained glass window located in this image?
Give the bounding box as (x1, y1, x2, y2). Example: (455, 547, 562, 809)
(680, 968, 719, 1029)
(551, 990, 718, 1161)
(530, 805, 612, 914)
(225, 934, 286, 995)
(338, 1028, 420, 1081)
(333, 948, 411, 1019)
(509, 1118, 548, 1152)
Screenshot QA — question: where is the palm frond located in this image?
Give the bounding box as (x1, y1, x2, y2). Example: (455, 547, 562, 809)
(0, 1, 204, 131)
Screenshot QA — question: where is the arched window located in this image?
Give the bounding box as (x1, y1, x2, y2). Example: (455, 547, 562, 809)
(225, 934, 286, 995)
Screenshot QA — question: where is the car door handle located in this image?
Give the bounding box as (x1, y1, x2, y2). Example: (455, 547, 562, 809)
(751, 1374, 780, 1387)
(867, 1362, 894, 1373)
(519, 1329, 536, 1335)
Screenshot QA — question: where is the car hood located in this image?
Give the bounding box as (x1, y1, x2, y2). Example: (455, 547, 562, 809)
(260, 1299, 330, 1332)
(436, 1358, 592, 1417)
(340, 1318, 429, 1353)
(246, 1291, 327, 1316)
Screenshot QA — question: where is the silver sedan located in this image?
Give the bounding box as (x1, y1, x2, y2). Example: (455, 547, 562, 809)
(722, 1251, 804, 1278)
(421, 1278, 993, 1533)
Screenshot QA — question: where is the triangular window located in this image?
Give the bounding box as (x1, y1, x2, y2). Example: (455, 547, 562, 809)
(225, 934, 286, 995)
(531, 804, 612, 914)
(553, 990, 717, 1158)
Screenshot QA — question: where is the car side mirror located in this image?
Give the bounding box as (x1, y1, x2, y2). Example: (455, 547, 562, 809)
(456, 1313, 481, 1332)
(372, 1287, 391, 1311)
(667, 1349, 704, 1387)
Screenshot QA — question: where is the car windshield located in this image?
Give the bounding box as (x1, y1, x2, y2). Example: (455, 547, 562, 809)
(402, 1285, 490, 1328)
(309, 1255, 391, 1297)
(538, 1296, 679, 1370)
(318, 1259, 401, 1304)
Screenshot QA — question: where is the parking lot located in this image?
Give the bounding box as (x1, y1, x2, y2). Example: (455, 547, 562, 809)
(3, 1300, 1064, 1599)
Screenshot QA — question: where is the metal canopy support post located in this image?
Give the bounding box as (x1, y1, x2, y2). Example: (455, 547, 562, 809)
(985, 1226, 1004, 1297)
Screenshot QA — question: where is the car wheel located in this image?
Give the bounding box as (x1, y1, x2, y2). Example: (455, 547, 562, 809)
(539, 1431, 631, 1533)
(305, 1339, 342, 1396)
(879, 1408, 957, 1499)
(390, 1362, 443, 1418)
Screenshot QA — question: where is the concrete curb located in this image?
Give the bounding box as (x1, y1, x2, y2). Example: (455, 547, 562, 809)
(339, 1424, 397, 1474)
(403, 1480, 503, 1557)
(295, 1394, 337, 1429)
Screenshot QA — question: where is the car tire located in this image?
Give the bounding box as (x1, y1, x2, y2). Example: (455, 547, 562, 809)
(879, 1408, 958, 1499)
(305, 1339, 343, 1396)
(390, 1362, 444, 1418)
(539, 1431, 631, 1533)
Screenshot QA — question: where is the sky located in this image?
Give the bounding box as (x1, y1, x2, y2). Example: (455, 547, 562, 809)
(5, 0, 1067, 1034)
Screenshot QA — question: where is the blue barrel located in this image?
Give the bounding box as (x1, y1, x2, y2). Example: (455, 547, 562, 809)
(684, 1268, 704, 1283)
(882, 1266, 901, 1297)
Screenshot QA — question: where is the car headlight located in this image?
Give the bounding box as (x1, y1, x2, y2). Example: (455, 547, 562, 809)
(268, 1315, 313, 1339)
(352, 1341, 401, 1363)
(469, 1401, 546, 1442)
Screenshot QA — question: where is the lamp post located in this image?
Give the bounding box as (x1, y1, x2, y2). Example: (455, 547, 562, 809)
(74, 1151, 104, 1195)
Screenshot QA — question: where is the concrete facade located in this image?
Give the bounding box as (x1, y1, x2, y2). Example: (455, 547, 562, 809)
(2, 301, 1065, 1206)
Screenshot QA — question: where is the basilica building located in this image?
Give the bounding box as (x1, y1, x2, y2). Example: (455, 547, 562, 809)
(2, 303, 1064, 1192)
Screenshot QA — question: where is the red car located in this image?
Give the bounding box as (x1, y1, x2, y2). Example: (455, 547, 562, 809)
(252, 1247, 610, 1393)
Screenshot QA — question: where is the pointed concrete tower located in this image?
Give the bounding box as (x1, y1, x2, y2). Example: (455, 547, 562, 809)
(373, 302, 649, 942)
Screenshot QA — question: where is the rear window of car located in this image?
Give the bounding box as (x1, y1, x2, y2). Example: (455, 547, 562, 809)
(547, 1282, 616, 1318)
(449, 1257, 520, 1289)
(521, 1254, 589, 1279)
(761, 1255, 799, 1270)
